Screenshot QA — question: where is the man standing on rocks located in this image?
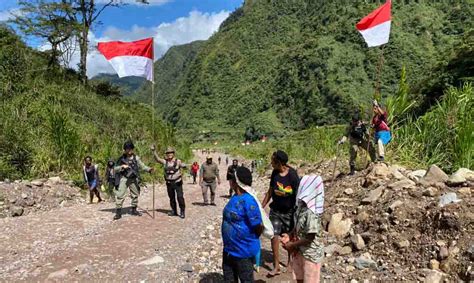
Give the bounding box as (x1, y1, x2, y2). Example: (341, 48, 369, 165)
(113, 141, 153, 220)
(262, 150, 300, 277)
(200, 156, 221, 206)
(338, 113, 376, 175)
(226, 159, 239, 197)
(151, 145, 187, 219)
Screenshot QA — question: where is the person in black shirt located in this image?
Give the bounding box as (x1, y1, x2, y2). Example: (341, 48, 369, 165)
(226, 159, 239, 197)
(262, 150, 300, 277)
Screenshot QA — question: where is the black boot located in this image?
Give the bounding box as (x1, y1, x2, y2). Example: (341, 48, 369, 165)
(130, 207, 141, 216)
(113, 208, 122, 220)
(349, 165, 356, 176)
(179, 210, 185, 219)
(168, 210, 178, 216)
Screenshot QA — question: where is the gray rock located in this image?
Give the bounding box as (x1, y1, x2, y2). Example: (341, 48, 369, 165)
(21, 193, 28, 199)
(430, 259, 440, 270)
(438, 246, 449, 260)
(137, 255, 164, 266)
(47, 268, 69, 279)
(31, 179, 46, 187)
(424, 270, 445, 283)
(388, 179, 415, 190)
(354, 253, 377, 270)
(422, 187, 438, 197)
(407, 170, 426, 182)
(421, 165, 449, 185)
(361, 187, 383, 204)
(74, 263, 92, 274)
(48, 176, 62, 184)
(339, 246, 353, 255)
(11, 206, 24, 217)
(324, 244, 342, 256)
(447, 168, 474, 186)
(396, 240, 410, 249)
(344, 188, 354, 195)
(388, 200, 404, 213)
(351, 234, 365, 250)
(181, 263, 194, 272)
(468, 245, 474, 261)
(328, 213, 352, 237)
(438, 192, 461, 207)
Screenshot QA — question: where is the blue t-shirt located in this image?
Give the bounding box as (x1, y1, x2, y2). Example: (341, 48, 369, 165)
(222, 193, 262, 259)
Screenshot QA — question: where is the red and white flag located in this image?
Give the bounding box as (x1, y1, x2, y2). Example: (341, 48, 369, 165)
(97, 38, 154, 81)
(356, 1, 391, 47)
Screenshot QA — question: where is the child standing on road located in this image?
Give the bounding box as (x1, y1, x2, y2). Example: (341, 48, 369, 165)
(281, 175, 324, 283)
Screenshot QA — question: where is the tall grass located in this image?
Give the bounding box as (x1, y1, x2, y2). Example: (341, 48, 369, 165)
(208, 84, 472, 174)
(391, 83, 473, 172)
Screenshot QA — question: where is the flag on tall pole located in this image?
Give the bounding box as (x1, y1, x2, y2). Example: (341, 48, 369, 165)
(97, 38, 154, 81)
(356, 1, 391, 47)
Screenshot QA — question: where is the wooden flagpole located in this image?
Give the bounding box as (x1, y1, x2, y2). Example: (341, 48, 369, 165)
(151, 38, 155, 220)
(366, 44, 386, 166)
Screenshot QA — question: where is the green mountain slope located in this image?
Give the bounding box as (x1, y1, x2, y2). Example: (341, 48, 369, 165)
(133, 40, 205, 121)
(91, 73, 146, 96)
(0, 26, 188, 180)
(140, 0, 472, 134)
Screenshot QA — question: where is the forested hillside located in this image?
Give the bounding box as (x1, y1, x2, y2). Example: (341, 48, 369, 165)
(91, 73, 145, 97)
(0, 26, 189, 180)
(134, 41, 204, 117)
(135, 0, 472, 134)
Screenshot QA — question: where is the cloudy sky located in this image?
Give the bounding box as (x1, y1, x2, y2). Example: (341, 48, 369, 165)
(0, 0, 243, 77)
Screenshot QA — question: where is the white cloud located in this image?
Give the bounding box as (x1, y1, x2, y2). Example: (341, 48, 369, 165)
(83, 10, 230, 77)
(0, 8, 23, 22)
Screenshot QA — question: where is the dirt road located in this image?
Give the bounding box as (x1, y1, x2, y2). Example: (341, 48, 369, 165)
(0, 151, 293, 282)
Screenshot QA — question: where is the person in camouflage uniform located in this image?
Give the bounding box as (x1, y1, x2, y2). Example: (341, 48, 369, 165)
(338, 113, 376, 175)
(113, 141, 153, 220)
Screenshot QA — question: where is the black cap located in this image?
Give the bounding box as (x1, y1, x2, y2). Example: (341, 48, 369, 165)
(273, 150, 288, 165)
(236, 166, 252, 186)
(123, 141, 135, 150)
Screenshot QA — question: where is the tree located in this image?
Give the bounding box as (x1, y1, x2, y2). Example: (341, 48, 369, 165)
(65, 0, 122, 85)
(12, 0, 77, 68)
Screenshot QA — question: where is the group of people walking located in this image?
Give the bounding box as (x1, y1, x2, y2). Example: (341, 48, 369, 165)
(79, 100, 391, 282)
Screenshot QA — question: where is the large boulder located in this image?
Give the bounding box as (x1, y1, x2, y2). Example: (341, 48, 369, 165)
(447, 168, 474, 186)
(328, 213, 352, 237)
(420, 165, 449, 186)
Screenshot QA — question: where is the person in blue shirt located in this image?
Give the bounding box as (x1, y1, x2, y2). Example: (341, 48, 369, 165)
(222, 166, 263, 283)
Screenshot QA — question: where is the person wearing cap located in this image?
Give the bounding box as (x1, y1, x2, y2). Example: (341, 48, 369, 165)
(371, 100, 391, 162)
(226, 159, 239, 197)
(337, 113, 376, 175)
(113, 141, 154, 220)
(199, 156, 221, 206)
(262, 150, 300, 277)
(222, 166, 263, 282)
(151, 145, 187, 218)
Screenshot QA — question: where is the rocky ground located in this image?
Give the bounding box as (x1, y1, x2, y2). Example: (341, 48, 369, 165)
(0, 177, 84, 218)
(0, 151, 472, 282)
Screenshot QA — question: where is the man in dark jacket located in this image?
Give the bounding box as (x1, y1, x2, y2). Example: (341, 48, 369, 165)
(226, 159, 239, 197)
